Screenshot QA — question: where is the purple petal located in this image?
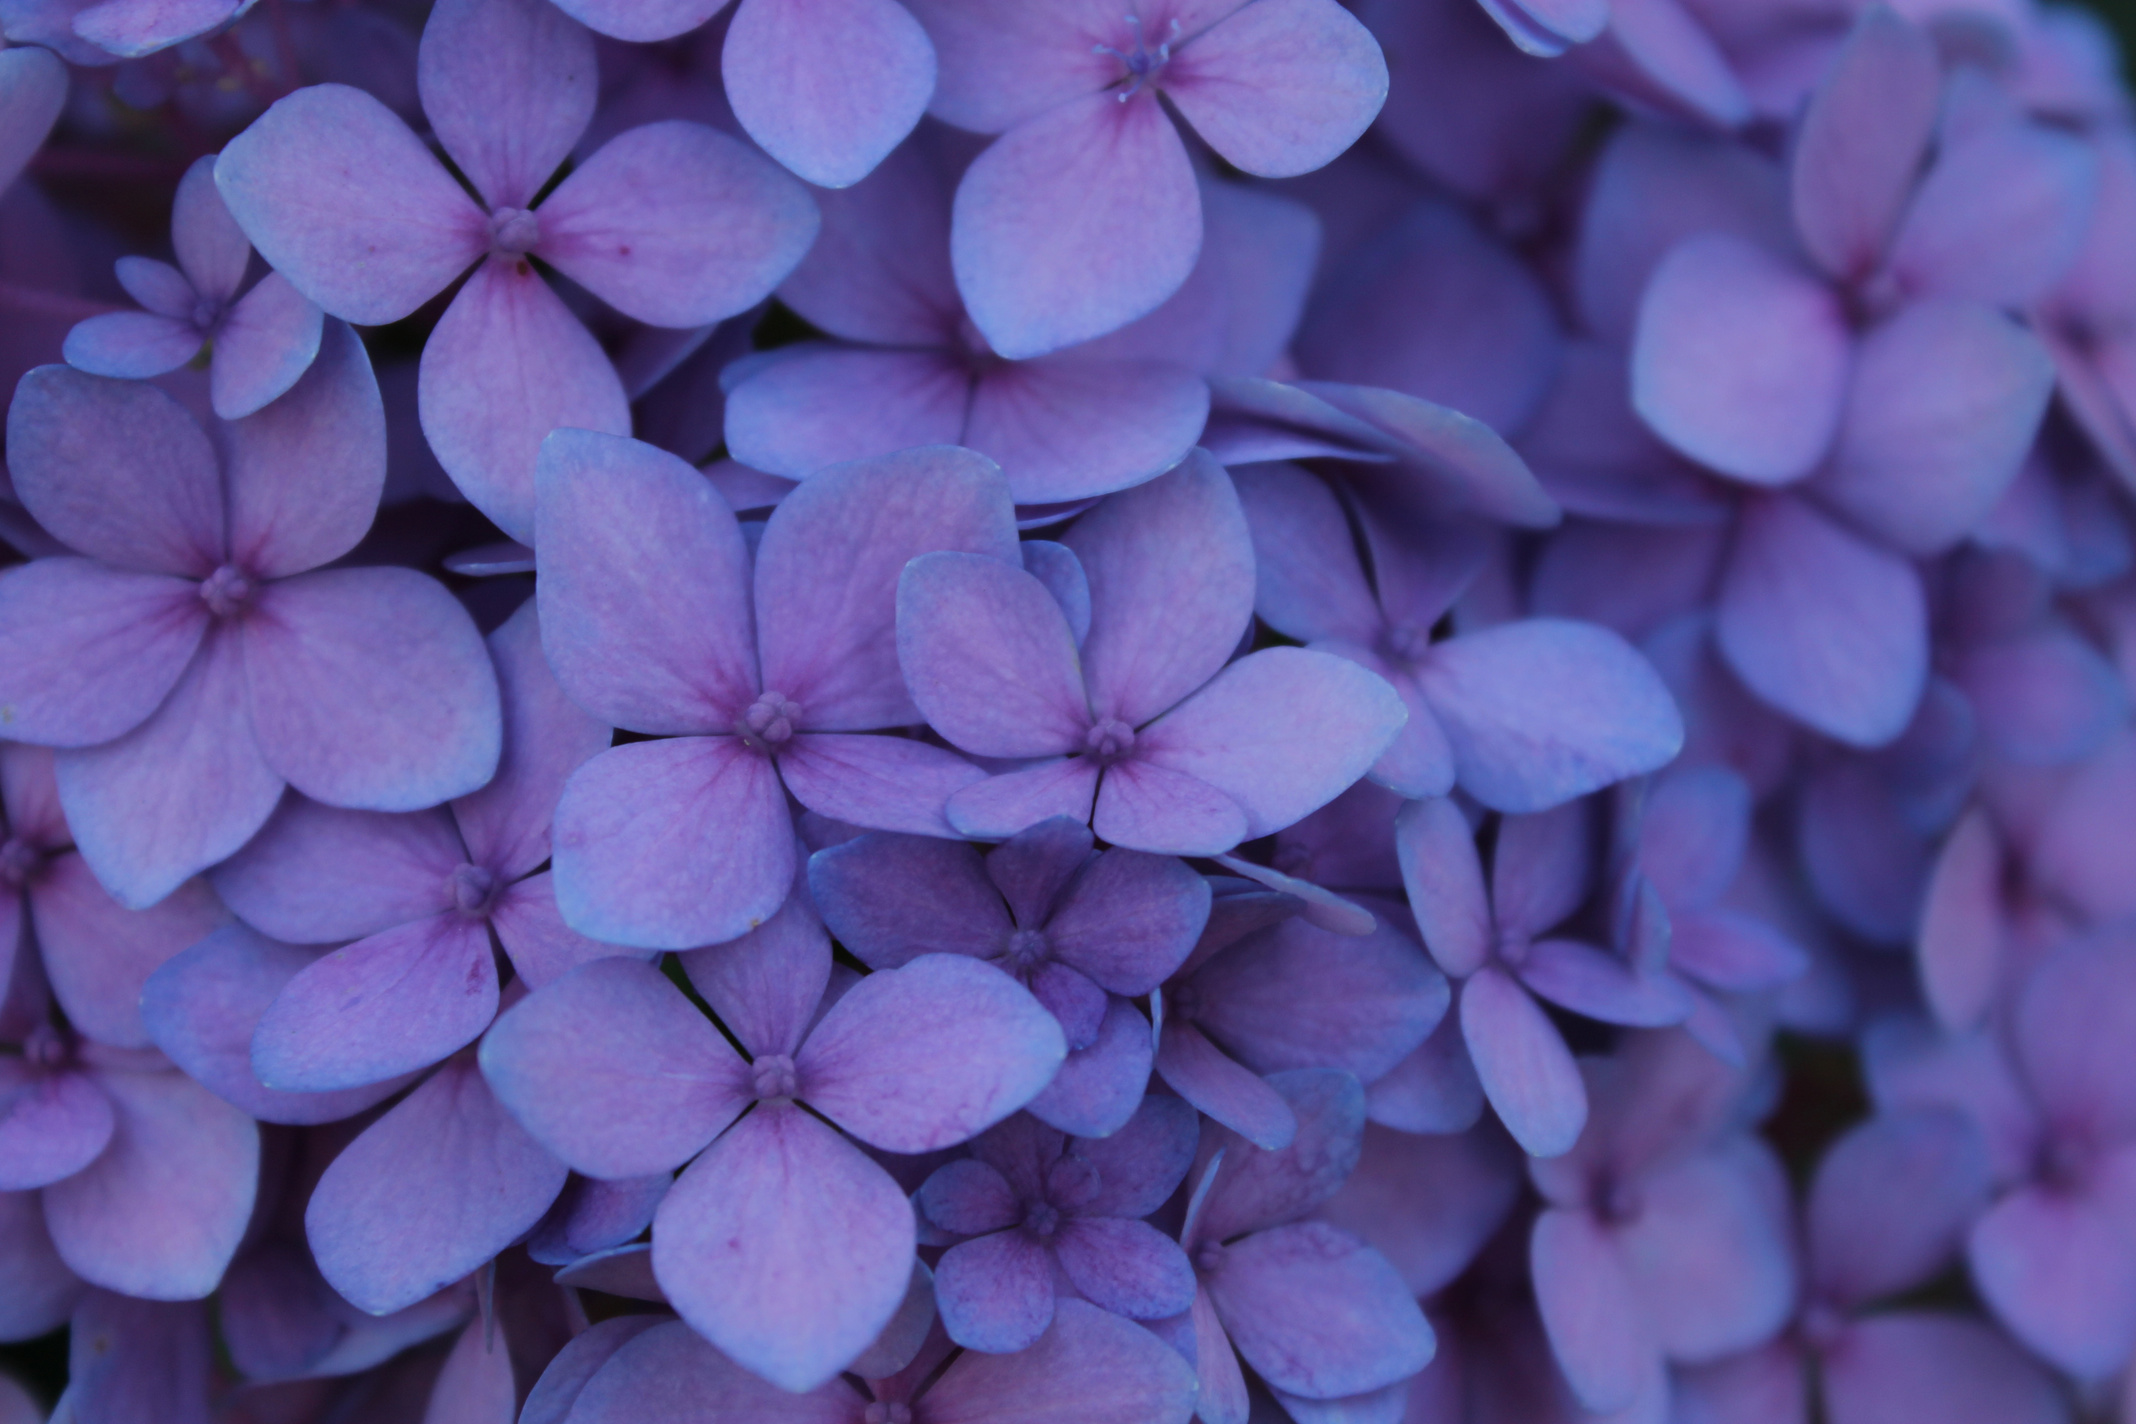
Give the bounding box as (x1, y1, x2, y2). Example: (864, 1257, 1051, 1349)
(1788, 4, 1940, 282)
(0, 1065, 113, 1190)
(2013, 932, 2136, 1142)
(1823, 1314, 2070, 1424)
(1394, 797, 1491, 979)
(1716, 494, 1928, 748)
(1460, 968, 1584, 1158)
(778, 731, 985, 836)
(419, 0, 593, 210)
(1193, 1068, 1365, 1244)
(1815, 299, 2054, 556)
(1638, 765, 1749, 910)
(213, 800, 461, 944)
(72, 0, 244, 57)
(1233, 462, 1383, 648)
(1091, 758, 1249, 855)
(679, 882, 832, 1059)
(1139, 647, 1407, 839)
(722, 0, 934, 188)
(61, 1294, 211, 1424)
(936, 1228, 1057, 1353)
(1529, 1207, 1653, 1413)
(425, 1314, 517, 1424)
(492, 871, 646, 989)
(952, 91, 1200, 360)
(1155, 1019, 1297, 1152)
(1204, 1221, 1433, 1400)
(1811, 1108, 1990, 1310)
(567, 1317, 865, 1423)
(923, 1298, 1198, 1424)
(307, 1059, 566, 1315)
(30, 854, 218, 1049)
(243, 566, 502, 809)
(1075, 1090, 1200, 1217)
(965, 356, 1209, 505)
(0, 1188, 83, 1340)
(534, 428, 759, 735)
(654, 1103, 914, 1391)
(418, 258, 632, 543)
(482, 956, 748, 1177)
(44, 1066, 257, 1299)
(539, 120, 817, 326)
(948, 757, 1102, 841)
(1302, 382, 1560, 528)
(1165, 0, 1385, 178)
(140, 925, 412, 1125)
(920, 1156, 1020, 1237)
(1056, 1215, 1196, 1321)
(810, 831, 1007, 969)
(1318, 1122, 1518, 1296)
(776, 137, 958, 342)
(1365, 1012, 1484, 1136)
(1024, 996, 1156, 1138)
(725, 346, 970, 479)
(61, 311, 201, 379)
(1953, 623, 2125, 769)
(1630, 233, 1850, 485)
(544, 0, 724, 41)
(1416, 619, 1683, 813)
(214, 84, 486, 325)
(251, 913, 496, 1091)
(169, 152, 249, 301)
(799, 953, 1066, 1151)
(1047, 848, 1209, 995)
(758, 445, 1019, 729)
(208, 273, 324, 421)
(52, 625, 280, 910)
(1613, 1139, 1796, 1361)
(898, 551, 1091, 758)
(1917, 811, 2006, 1033)
(0, 47, 65, 195)
(5, 366, 222, 577)
(222, 317, 385, 579)
(1516, 939, 1693, 1028)
(116, 256, 196, 319)
(520, 1316, 665, 1424)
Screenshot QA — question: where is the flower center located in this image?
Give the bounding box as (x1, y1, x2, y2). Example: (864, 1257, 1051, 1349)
(1095, 12, 1179, 99)
(0, 837, 42, 888)
(1003, 927, 1050, 972)
(489, 206, 541, 256)
(1025, 1200, 1062, 1237)
(735, 693, 802, 754)
(199, 563, 255, 619)
(449, 863, 498, 917)
(1083, 718, 1136, 764)
(864, 1405, 913, 1424)
(24, 1023, 71, 1071)
(751, 1053, 799, 1102)
(1596, 1178, 1642, 1225)
(1194, 1239, 1227, 1274)
(2041, 1134, 2096, 1190)
(1382, 622, 1432, 665)
(190, 293, 225, 335)
(1799, 1299, 1847, 1352)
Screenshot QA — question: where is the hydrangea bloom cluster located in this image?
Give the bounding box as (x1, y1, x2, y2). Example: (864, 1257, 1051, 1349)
(1, 0, 2135, 1420)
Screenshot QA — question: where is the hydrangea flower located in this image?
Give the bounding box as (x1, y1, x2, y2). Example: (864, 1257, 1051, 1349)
(0, 324, 500, 908)
(213, 0, 819, 541)
(62, 153, 322, 420)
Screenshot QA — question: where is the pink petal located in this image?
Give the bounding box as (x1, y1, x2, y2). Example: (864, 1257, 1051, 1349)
(251, 912, 496, 1092)
(418, 257, 632, 543)
(1815, 299, 2054, 557)
(1165, 0, 1385, 178)
(654, 1103, 915, 1391)
(480, 956, 750, 1177)
(799, 952, 1065, 1151)
(53, 625, 281, 911)
(30, 852, 220, 1048)
(534, 428, 759, 735)
(725, 346, 970, 479)
(952, 91, 1201, 359)
(5, 366, 222, 577)
(1460, 967, 1585, 1158)
(243, 566, 502, 809)
(539, 120, 817, 326)
(208, 273, 325, 421)
(138, 925, 412, 1126)
(1630, 233, 1851, 486)
(418, 0, 594, 210)
(214, 84, 487, 325)
(896, 551, 1090, 759)
(923, 1298, 1199, 1424)
(551, 736, 792, 950)
(62, 311, 202, 379)
(722, 0, 935, 188)
(757, 444, 1019, 729)
(45, 1067, 257, 1300)
(1716, 494, 1928, 747)
(212, 800, 462, 944)
(307, 1059, 565, 1315)
(1789, 6, 1941, 283)
(965, 355, 1209, 505)
(222, 318, 386, 579)
(0, 1066, 113, 1190)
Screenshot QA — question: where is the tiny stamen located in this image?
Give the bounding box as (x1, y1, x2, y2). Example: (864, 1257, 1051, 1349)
(736, 693, 802, 753)
(488, 206, 541, 256)
(751, 1053, 800, 1102)
(1093, 12, 1180, 100)
(199, 564, 255, 619)
(449, 863, 499, 917)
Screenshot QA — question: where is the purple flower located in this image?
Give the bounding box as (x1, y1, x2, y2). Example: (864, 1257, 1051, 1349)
(1470, 0, 1605, 57)
(1526, 1031, 1795, 1417)
(203, 598, 628, 1093)
(1181, 1068, 1435, 1423)
(902, 0, 1388, 357)
(0, 325, 501, 909)
(213, 0, 820, 541)
(63, 153, 323, 420)
(917, 1098, 1199, 1352)
(1396, 796, 1694, 1157)
(479, 895, 1065, 1390)
(722, 140, 1316, 505)
(897, 450, 1409, 854)
(810, 816, 1207, 1137)
(535, 433, 1019, 949)
(1237, 461, 1682, 810)
(0, 45, 64, 196)
(2, 0, 253, 60)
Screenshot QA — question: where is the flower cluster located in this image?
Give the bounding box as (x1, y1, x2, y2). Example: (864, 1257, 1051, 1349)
(0, 0, 2134, 1420)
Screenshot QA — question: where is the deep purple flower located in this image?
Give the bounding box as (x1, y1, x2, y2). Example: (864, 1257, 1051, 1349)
(810, 815, 1207, 1137)
(897, 450, 1409, 854)
(902, 0, 1387, 357)
(0, 325, 501, 909)
(536, 433, 1019, 949)
(480, 893, 1065, 1390)
(917, 1098, 1199, 1352)
(213, 0, 819, 541)
(63, 153, 322, 420)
